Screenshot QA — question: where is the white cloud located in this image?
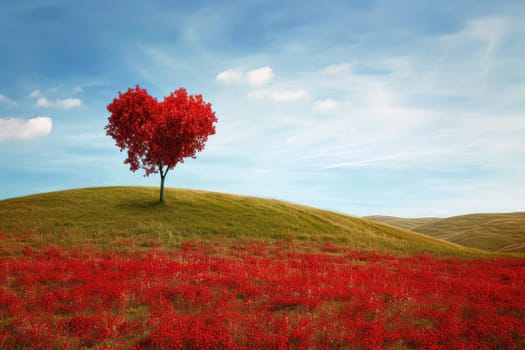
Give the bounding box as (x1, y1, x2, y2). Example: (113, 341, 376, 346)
(35, 97, 52, 108)
(30, 90, 41, 98)
(249, 88, 309, 101)
(36, 97, 82, 109)
(0, 117, 52, 140)
(216, 69, 243, 84)
(0, 93, 16, 106)
(56, 98, 82, 109)
(30, 89, 82, 109)
(216, 66, 274, 85)
(322, 63, 353, 74)
(270, 89, 309, 101)
(313, 99, 337, 112)
(246, 66, 273, 85)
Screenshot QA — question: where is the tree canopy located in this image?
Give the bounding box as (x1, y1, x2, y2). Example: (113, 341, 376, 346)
(106, 85, 217, 202)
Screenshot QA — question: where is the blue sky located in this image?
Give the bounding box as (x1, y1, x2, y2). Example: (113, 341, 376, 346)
(1, 0, 524, 217)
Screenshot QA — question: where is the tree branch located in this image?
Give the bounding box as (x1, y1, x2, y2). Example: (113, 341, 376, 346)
(159, 162, 169, 178)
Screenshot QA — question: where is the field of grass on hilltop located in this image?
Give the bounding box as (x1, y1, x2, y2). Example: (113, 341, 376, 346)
(0, 186, 482, 256)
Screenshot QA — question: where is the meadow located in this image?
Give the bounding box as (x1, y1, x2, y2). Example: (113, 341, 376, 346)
(1, 187, 524, 349)
(0, 187, 480, 256)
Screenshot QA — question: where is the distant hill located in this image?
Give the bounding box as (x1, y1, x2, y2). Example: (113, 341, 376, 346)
(365, 212, 525, 253)
(0, 186, 480, 256)
(363, 216, 441, 230)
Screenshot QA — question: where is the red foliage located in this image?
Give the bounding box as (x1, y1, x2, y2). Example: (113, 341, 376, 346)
(105, 85, 217, 178)
(1, 241, 524, 349)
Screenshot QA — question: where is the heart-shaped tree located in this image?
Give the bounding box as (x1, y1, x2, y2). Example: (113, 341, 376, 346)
(105, 85, 217, 202)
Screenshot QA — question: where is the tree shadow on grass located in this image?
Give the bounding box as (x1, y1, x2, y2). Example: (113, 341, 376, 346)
(115, 198, 172, 211)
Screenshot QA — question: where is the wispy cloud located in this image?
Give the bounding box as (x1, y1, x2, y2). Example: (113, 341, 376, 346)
(72, 86, 84, 94)
(216, 66, 274, 85)
(0, 117, 52, 140)
(30, 90, 41, 98)
(313, 99, 337, 112)
(440, 16, 511, 53)
(0, 93, 17, 106)
(30, 90, 82, 109)
(35, 97, 82, 109)
(322, 63, 353, 74)
(249, 88, 309, 102)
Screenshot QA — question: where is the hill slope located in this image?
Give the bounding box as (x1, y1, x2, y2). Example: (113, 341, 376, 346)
(364, 215, 441, 230)
(415, 213, 525, 253)
(0, 187, 481, 256)
(366, 213, 525, 253)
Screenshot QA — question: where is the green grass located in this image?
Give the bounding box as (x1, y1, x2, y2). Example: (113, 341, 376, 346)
(366, 212, 525, 253)
(0, 186, 485, 256)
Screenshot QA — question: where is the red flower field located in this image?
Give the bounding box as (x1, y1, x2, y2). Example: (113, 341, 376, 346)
(1, 239, 524, 349)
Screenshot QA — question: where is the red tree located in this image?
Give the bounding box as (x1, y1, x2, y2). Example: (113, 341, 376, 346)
(105, 85, 217, 202)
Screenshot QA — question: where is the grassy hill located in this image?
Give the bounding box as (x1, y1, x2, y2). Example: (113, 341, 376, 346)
(365, 212, 525, 253)
(0, 186, 481, 256)
(364, 215, 441, 230)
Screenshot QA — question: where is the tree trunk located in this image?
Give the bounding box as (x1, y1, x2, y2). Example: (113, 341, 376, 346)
(159, 174, 166, 203)
(159, 164, 169, 203)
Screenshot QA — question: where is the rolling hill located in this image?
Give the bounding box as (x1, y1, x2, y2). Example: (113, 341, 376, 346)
(363, 215, 441, 230)
(0, 186, 481, 256)
(365, 212, 525, 253)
